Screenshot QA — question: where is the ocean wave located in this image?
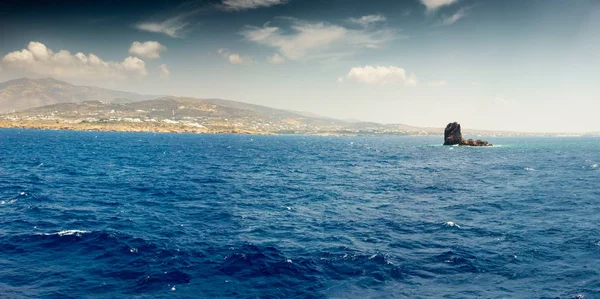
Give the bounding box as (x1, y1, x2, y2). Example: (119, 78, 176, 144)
(33, 229, 90, 236)
(0, 191, 41, 206)
(3, 132, 600, 298)
(58, 229, 90, 236)
(444, 221, 460, 228)
(2, 230, 193, 293)
(0, 199, 18, 205)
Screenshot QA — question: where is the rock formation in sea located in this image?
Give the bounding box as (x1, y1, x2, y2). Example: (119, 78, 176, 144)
(443, 122, 492, 146)
(444, 122, 463, 145)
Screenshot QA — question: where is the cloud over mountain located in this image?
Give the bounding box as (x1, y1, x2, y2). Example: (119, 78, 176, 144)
(135, 13, 191, 38)
(221, 0, 287, 11)
(159, 64, 170, 79)
(241, 18, 397, 61)
(347, 14, 387, 27)
(2, 42, 147, 80)
(346, 65, 417, 86)
(267, 53, 286, 64)
(420, 0, 457, 12)
(218, 49, 253, 64)
(442, 7, 470, 25)
(129, 41, 167, 59)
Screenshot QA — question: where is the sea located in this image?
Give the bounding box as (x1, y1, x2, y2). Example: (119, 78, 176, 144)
(1, 129, 599, 298)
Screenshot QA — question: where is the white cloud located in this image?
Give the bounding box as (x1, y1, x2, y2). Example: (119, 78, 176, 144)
(136, 14, 190, 38)
(2, 41, 147, 80)
(442, 7, 469, 25)
(347, 14, 387, 27)
(240, 19, 397, 61)
(243, 26, 279, 42)
(129, 41, 167, 59)
(267, 53, 286, 64)
(218, 49, 253, 64)
(221, 0, 287, 11)
(337, 77, 344, 83)
(494, 96, 516, 106)
(428, 80, 447, 87)
(159, 64, 170, 79)
(420, 0, 457, 12)
(346, 65, 417, 86)
(121, 56, 148, 76)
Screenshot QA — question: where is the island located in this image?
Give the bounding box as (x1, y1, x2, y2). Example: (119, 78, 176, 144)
(444, 122, 492, 146)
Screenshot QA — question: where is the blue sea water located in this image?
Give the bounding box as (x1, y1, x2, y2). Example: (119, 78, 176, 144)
(1, 129, 599, 298)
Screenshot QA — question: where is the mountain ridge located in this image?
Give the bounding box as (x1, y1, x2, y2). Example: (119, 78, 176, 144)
(0, 77, 585, 136)
(0, 77, 158, 113)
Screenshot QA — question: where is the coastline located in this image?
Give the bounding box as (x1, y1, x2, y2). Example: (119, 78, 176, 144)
(0, 120, 436, 137)
(0, 120, 592, 137)
(0, 120, 269, 135)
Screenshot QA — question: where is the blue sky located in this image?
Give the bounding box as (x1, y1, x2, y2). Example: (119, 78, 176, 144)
(1, 0, 599, 132)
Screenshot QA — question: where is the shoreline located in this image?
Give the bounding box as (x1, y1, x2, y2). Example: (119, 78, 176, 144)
(0, 120, 438, 137)
(0, 121, 593, 138)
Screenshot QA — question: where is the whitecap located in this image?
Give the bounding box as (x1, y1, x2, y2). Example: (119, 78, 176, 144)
(524, 167, 535, 172)
(1, 199, 17, 205)
(57, 230, 89, 236)
(36, 230, 89, 236)
(285, 259, 293, 263)
(592, 164, 598, 169)
(444, 221, 460, 228)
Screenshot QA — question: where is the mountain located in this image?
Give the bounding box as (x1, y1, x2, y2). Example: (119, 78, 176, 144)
(0, 78, 578, 136)
(1, 97, 405, 135)
(1, 96, 560, 136)
(0, 77, 157, 113)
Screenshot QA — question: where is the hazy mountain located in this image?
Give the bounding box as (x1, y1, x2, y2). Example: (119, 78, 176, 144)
(0, 78, 576, 136)
(3, 96, 555, 136)
(0, 77, 157, 113)
(3, 97, 374, 134)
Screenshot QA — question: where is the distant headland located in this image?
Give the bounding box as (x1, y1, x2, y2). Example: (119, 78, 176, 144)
(0, 78, 590, 137)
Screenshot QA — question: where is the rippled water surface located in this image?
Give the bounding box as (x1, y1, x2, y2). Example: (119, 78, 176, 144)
(1, 129, 600, 298)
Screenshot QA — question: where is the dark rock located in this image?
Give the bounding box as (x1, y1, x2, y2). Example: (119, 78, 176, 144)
(444, 122, 463, 145)
(475, 139, 490, 146)
(443, 122, 492, 146)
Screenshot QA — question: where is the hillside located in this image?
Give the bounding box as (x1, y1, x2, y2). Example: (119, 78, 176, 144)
(1, 98, 430, 135)
(0, 77, 156, 113)
(0, 78, 580, 136)
(1, 97, 564, 136)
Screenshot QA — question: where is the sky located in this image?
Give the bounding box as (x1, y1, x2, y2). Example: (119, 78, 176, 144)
(0, 0, 599, 133)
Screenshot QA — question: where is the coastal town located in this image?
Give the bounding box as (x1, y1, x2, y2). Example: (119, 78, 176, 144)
(0, 99, 436, 135)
